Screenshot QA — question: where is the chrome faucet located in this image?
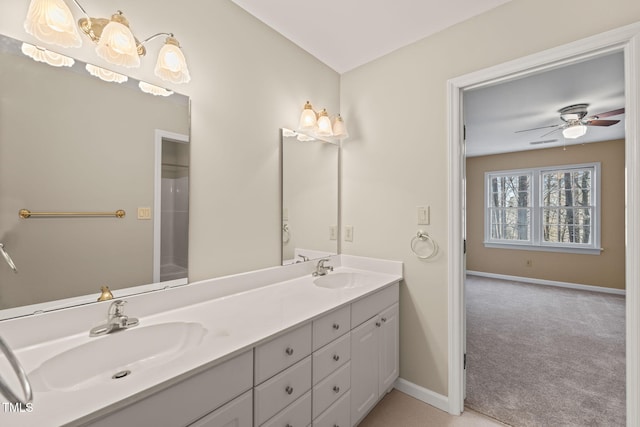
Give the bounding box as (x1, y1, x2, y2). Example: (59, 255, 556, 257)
(312, 258, 334, 277)
(90, 300, 139, 337)
(296, 254, 310, 263)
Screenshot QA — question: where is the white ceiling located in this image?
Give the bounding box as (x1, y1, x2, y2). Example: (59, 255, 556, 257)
(464, 51, 625, 157)
(230, 0, 511, 74)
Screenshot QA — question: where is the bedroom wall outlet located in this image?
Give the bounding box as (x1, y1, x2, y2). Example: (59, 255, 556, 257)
(344, 225, 354, 242)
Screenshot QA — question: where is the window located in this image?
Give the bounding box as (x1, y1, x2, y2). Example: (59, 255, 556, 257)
(484, 163, 600, 254)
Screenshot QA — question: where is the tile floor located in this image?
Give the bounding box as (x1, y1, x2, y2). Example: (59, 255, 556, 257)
(358, 390, 510, 427)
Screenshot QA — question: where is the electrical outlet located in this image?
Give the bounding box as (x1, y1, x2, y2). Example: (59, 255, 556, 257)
(344, 225, 354, 242)
(137, 207, 151, 220)
(329, 226, 338, 240)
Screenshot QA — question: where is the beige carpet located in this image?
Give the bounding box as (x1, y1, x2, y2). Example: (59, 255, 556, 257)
(359, 389, 508, 427)
(465, 275, 626, 426)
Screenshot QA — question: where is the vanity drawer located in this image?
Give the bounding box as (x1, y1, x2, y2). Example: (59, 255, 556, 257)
(351, 282, 399, 328)
(313, 305, 350, 351)
(312, 361, 350, 419)
(255, 323, 312, 384)
(261, 390, 311, 427)
(255, 356, 312, 426)
(312, 332, 350, 384)
(312, 390, 350, 427)
(188, 390, 252, 427)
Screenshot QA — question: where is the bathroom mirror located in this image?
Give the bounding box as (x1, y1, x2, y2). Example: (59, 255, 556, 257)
(281, 129, 339, 264)
(0, 33, 190, 319)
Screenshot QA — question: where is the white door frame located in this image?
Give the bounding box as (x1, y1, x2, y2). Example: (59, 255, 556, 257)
(447, 22, 640, 425)
(153, 129, 190, 284)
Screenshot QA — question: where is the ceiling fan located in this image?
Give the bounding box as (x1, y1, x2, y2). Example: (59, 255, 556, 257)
(516, 103, 625, 141)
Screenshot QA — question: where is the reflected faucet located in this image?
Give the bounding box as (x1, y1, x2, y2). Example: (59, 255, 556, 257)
(296, 254, 310, 263)
(89, 300, 139, 337)
(312, 258, 334, 277)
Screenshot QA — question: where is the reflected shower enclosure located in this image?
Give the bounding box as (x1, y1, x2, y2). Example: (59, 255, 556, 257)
(160, 139, 189, 282)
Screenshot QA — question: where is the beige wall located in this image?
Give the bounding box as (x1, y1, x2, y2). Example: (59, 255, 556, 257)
(340, 0, 640, 396)
(466, 140, 625, 289)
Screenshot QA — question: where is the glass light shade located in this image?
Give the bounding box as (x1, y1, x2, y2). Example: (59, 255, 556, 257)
(24, 0, 82, 48)
(298, 101, 317, 130)
(86, 64, 128, 83)
(96, 14, 140, 68)
(154, 37, 191, 84)
(332, 114, 349, 139)
(296, 133, 316, 142)
(562, 124, 587, 139)
(21, 42, 74, 67)
(139, 81, 174, 97)
(316, 109, 333, 136)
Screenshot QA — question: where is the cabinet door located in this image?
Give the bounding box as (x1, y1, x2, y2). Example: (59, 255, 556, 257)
(378, 303, 399, 396)
(350, 316, 379, 426)
(189, 390, 252, 427)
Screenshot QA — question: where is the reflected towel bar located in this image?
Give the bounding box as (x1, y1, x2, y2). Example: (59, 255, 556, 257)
(19, 209, 126, 219)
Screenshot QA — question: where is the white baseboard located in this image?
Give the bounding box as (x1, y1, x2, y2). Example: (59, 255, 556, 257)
(467, 271, 626, 296)
(394, 377, 450, 413)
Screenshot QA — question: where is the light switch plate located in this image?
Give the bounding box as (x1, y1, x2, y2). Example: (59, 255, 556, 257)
(137, 207, 151, 220)
(344, 225, 354, 242)
(417, 206, 430, 225)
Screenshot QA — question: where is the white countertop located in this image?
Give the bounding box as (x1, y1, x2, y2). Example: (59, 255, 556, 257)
(0, 255, 402, 426)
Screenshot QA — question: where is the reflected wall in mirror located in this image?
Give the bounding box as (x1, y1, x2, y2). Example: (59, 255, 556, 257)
(0, 34, 190, 319)
(281, 129, 339, 265)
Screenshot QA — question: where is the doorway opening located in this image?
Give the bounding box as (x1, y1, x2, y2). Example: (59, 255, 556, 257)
(447, 23, 640, 426)
(153, 130, 190, 285)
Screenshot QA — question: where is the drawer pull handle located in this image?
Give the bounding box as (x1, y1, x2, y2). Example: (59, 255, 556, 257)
(285, 347, 294, 356)
(381, 317, 387, 323)
(333, 354, 340, 361)
(375, 321, 381, 327)
(285, 385, 294, 395)
(333, 385, 340, 393)
(332, 323, 340, 330)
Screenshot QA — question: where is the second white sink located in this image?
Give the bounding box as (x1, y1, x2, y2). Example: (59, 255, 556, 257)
(29, 322, 207, 392)
(313, 272, 369, 289)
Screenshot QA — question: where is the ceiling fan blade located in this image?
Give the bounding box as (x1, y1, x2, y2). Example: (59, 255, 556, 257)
(587, 107, 625, 119)
(585, 119, 620, 127)
(539, 126, 565, 138)
(515, 124, 560, 133)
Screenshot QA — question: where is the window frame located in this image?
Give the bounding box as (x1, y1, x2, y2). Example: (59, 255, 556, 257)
(483, 162, 601, 255)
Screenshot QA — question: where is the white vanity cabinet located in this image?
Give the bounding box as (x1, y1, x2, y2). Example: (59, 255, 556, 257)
(85, 350, 254, 427)
(350, 284, 399, 426)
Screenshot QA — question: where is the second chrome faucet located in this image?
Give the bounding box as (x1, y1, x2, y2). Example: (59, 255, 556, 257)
(90, 300, 139, 337)
(312, 258, 334, 277)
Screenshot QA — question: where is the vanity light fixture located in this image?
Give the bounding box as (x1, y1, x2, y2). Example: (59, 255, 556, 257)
(297, 101, 348, 141)
(85, 64, 128, 83)
(562, 124, 588, 139)
(21, 42, 75, 67)
(23, 0, 191, 84)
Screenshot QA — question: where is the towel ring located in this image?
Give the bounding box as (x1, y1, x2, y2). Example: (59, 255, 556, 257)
(411, 230, 439, 260)
(282, 223, 290, 243)
(0, 337, 33, 406)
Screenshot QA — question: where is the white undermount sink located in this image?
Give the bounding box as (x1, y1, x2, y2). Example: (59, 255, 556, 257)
(313, 272, 370, 289)
(29, 322, 207, 392)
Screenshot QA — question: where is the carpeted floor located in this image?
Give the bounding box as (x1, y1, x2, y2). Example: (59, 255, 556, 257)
(465, 275, 626, 427)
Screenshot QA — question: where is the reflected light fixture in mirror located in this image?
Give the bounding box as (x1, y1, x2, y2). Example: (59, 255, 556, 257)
(297, 101, 348, 142)
(86, 64, 128, 83)
(21, 42, 74, 67)
(23, 0, 191, 84)
(562, 124, 588, 139)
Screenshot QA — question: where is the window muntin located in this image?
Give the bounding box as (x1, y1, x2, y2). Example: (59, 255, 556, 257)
(485, 163, 600, 253)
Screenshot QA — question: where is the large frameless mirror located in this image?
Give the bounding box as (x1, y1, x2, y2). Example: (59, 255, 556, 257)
(0, 33, 190, 319)
(281, 129, 339, 265)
